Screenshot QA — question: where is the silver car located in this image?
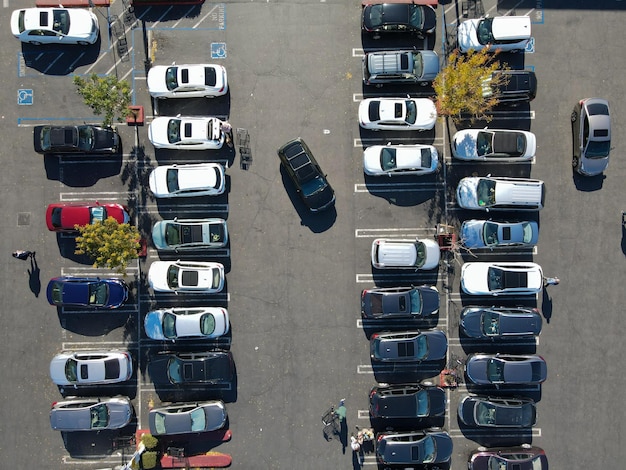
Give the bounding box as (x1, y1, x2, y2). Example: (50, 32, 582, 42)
(50, 397, 133, 431)
(460, 219, 539, 249)
(149, 401, 227, 436)
(152, 218, 228, 251)
(571, 98, 611, 176)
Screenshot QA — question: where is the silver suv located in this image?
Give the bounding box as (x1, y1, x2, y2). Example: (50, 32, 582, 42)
(363, 50, 439, 86)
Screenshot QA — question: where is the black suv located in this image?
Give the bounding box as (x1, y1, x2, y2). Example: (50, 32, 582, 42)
(277, 138, 335, 212)
(369, 383, 446, 419)
(484, 70, 537, 106)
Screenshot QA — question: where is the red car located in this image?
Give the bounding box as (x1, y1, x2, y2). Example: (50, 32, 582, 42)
(46, 202, 130, 232)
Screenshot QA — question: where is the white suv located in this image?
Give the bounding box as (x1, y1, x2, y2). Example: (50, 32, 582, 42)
(458, 16, 531, 53)
(456, 176, 545, 212)
(371, 238, 440, 270)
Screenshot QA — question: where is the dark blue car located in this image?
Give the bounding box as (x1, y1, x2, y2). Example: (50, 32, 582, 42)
(47, 277, 129, 309)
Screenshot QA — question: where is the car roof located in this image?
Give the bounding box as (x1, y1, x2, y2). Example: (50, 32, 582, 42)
(491, 16, 531, 40)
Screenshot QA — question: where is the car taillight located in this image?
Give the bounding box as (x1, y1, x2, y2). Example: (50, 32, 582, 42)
(361, 290, 368, 299)
(51, 402, 58, 408)
(218, 86, 224, 93)
(377, 434, 383, 442)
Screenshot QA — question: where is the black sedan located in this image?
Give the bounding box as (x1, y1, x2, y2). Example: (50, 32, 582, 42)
(362, 1, 437, 38)
(34, 125, 120, 154)
(361, 285, 439, 319)
(148, 351, 234, 386)
(465, 353, 547, 386)
(370, 330, 448, 363)
(485, 70, 537, 106)
(369, 383, 445, 419)
(458, 395, 537, 428)
(460, 307, 542, 340)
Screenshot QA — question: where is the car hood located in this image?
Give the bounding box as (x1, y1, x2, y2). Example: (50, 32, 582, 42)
(431, 433, 453, 463)
(458, 396, 477, 425)
(452, 130, 480, 160)
(456, 177, 480, 209)
(107, 400, 134, 429)
(144, 312, 166, 340)
(428, 387, 446, 417)
(580, 154, 610, 176)
(466, 356, 489, 383)
(148, 262, 171, 291)
(419, 51, 440, 81)
(425, 330, 448, 361)
(420, 287, 440, 316)
(422, 238, 441, 270)
(460, 220, 486, 248)
(67, 10, 98, 38)
(151, 222, 167, 249)
(105, 280, 129, 308)
(50, 356, 72, 385)
(460, 263, 490, 294)
(147, 356, 173, 385)
(460, 308, 484, 338)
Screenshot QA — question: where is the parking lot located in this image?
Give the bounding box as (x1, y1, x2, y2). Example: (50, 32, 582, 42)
(2, 0, 626, 468)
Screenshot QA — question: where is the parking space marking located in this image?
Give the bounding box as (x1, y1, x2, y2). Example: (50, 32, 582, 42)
(61, 266, 139, 277)
(139, 293, 231, 302)
(354, 182, 442, 193)
(357, 363, 443, 375)
(447, 292, 539, 303)
(146, 247, 231, 258)
(356, 273, 441, 284)
(62, 341, 131, 349)
(60, 306, 139, 315)
(356, 227, 437, 238)
(446, 157, 536, 165)
(59, 191, 134, 202)
(448, 337, 539, 347)
(354, 92, 435, 101)
(17, 117, 97, 126)
(453, 383, 542, 394)
(449, 246, 538, 256)
(140, 204, 229, 214)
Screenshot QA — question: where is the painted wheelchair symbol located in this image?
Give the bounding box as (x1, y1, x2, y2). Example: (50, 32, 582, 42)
(18, 89, 34, 105)
(525, 37, 535, 54)
(211, 43, 227, 59)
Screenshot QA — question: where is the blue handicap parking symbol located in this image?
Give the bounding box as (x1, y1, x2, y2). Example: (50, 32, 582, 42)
(525, 37, 535, 54)
(18, 89, 33, 105)
(211, 43, 227, 59)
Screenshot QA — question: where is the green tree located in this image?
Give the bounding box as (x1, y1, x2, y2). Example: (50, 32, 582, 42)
(433, 48, 509, 123)
(75, 217, 140, 275)
(73, 74, 132, 127)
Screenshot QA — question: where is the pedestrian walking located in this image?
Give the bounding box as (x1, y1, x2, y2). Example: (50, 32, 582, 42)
(543, 276, 560, 287)
(13, 250, 34, 260)
(334, 398, 346, 422)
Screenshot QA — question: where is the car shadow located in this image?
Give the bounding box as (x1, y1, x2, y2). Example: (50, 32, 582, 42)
(44, 153, 123, 187)
(20, 39, 101, 75)
(60, 427, 137, 459)
(372, 358, 446, 385)
(572, 170, 605, 191)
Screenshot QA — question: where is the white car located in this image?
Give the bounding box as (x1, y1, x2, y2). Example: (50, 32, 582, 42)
(148, 260, 225, 294)
(457, 16, 531, 53)
(456, 176, 545, 212)
(11, 8, 99, 45)
(371, 238, 440, 270)
(461, 262, 543, 296)
(149, 163, 225, 198)
(49, 350, 133, 386)
(452, 129, 536, 162)
(358, 98, 437, 131)
(148, 116, 225, 150)
(363, 144, 439, 176)
(144, 307, 229, 341)
(147, 64, 228, 99)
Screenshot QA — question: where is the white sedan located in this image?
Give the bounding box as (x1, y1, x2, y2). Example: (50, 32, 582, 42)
(11, 8, 99, 45)
(358, 97, 437, 131)
(452, 129, 536, 162)
(144, 307, 229, 341)
(363, 144, 439, 176)
(461, 262, 543, 296)
(147, 64, 228, 99)
(149, 163, 225, 198)
(148, 116, 225, 150)
(148, 260, 225, 294)
(50, 350, 133, 386)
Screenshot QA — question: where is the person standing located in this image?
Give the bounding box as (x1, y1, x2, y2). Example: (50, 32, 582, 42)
(221, 121, 234, 148)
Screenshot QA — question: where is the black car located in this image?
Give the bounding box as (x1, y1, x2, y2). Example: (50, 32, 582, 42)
(370, 330, 448, 363)
(458, 395, 537, 428)
(484, 70, 537, 106)
(277, 138, 335, 212)
(465, 353, 547, 386)
(361, 285, 439, 319)
(460, 306, 542, 340)
(376, 430, 453, 465)
(33, 125, 120, 154)
(361, 1, 437, 38)
(148, 351, 234, 386)
(369, 383, 446, 419)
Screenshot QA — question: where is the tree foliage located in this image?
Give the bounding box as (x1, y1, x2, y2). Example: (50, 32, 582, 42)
(73, 74, 132, 127)
(75, 217, 140, 275)
(433, 48, 509, 123)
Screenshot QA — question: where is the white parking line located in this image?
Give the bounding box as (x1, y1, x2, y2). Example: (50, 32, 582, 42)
(446, 157, 536, 165)
(447, 293, 540, 303)
(355, 227, 437, 238)
(141, 204, 229, 213)
(447, 337, 539, 347)
(61, 341, 131, 350)
(61, 266, 139, 277)
(139, 293, 231, 302)
(59, 191, 133, 202)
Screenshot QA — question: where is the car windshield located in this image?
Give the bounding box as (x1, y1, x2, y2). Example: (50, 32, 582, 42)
(476, 131, 493, 156)
(164, 223, 181, 246)
(165, 67, 179, 91)
(487, 358, 505, 382)
(167, 119, 182, 144)
(50, 281, 63, 304)
(476, 17, 495, 45)
(488, 267, 504, 291)
(40, 127, 52, 151)
(90, 404, 109, 429)
(162, 312, 177, 339)
(482, 222, 500, 245)
(421, 435, 436, 463)
(408, 5, 424, 28)
(153, 412, 167, 435)
(409, 289, 422, 314)
(380, 147, 398, 171)
(482, 311, 500, 336)
(200, 313, 216, 335)
(415, 334, 429, 360)
(416, 390, 429, 416)
(212, 268, 222, 289)
(405, 100, 417, 124)
(487, 455, 507, 470)
(88, 282, 108, 306)
(585, 140, 611, 158)
(190, 407, 206, 431)
(167, 357, 182, 383)
(522, 223, 534, 243)
(167, 265, 180, 288)
(301, 175, 326, 197)
(166, 169, 179, 193)
(477, 179, 496, 207)
(89, 207, 106, 224)
(476, 401, 497, 425)
(65, 358, 78, 382)
(414, 241, 427, 268)
(77, 126, 95, 151)
(413, 52, 423, 76)
(52, 10, 71, 35)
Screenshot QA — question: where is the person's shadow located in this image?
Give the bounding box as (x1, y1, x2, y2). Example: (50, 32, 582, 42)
(542, 289, 552, 324)
(28, 255, 41, 297)
(340, 418, 348, 454)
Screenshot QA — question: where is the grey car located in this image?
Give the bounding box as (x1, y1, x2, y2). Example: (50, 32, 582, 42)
(460, 220, 539, 249)
(370, 330, 447, 363)
(152, 218, 228, 251)
(465, 353, 547, 386)
(571, 97, 611, 176)
(50, 397, 133, 431)
(363, 50, 440, 86)
(458, 395, 537, 428)
(376, 430, 453, 465)
(148, 401, 227, 436)
(361, 285, 439, 319)
(460, 306, 542, 340)
(369, 383, 446, 419)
